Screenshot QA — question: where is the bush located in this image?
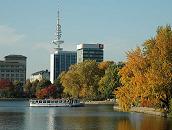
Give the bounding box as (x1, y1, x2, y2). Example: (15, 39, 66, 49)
(169, 99, 172, 117)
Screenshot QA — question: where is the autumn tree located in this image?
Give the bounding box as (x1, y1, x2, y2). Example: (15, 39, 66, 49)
(115, 25, 172, 111)
(61, 60, 103, 99)
(115, 48, 149, 111)
(61, 65, 81, 98)
(98, 61, 114, 74)
(24, 79, 39, 98)
(144, 25, 172, 109)
(0, 80, 14, 98)
(36, 79, 51, 93)
(36, 84, 57, 99)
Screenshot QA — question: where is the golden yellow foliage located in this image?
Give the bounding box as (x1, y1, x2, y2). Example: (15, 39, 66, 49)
(115, 25, 172, 111)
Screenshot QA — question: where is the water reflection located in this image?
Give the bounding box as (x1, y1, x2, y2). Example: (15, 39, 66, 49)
(139, 115, 171, 130)
(116, 113, 172, 130)
(117, 118, 135, 130)
(47, 109, 55, 130)
(0, 112, 25, 130)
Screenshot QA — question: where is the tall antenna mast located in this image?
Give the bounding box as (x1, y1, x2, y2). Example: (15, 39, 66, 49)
(52, 7, 64, 51)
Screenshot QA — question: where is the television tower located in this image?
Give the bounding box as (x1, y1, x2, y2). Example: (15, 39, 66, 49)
(52, 9, 64, 51)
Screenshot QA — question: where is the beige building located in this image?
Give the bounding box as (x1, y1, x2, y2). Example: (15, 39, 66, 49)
(30, 70, 50, 82)
(0, 55, 27, 85)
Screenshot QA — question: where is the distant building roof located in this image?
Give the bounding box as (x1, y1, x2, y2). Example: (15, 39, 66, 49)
(5, 55, 27, 59)
(54, 50, 77, 54)
(77, 43, 104, 50)
(32, 70, 49, 76)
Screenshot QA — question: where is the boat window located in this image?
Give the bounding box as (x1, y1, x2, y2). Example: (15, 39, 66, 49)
(63, 100, 66, 103)
(39, 100, 42, 103)
(55, 101, 58, 103)
(51, 101, 54, 103)
(43, 100, 46, 103)
(47, 100, 50, 103)
(59, 100, 62, 103)
(36, 101, 38, 103)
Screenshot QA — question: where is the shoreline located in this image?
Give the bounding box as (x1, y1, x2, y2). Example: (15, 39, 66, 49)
(0, 98, 114, 104)
(84, 100, 114, 105)
(113, 105, 167, 117)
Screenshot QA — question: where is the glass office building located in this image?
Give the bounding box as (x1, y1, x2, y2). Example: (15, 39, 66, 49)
(77, 43, 104, 63)
(50, 50, 76, 83)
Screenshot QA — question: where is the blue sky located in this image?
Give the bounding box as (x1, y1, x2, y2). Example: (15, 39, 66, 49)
(0, 0, 172, 78)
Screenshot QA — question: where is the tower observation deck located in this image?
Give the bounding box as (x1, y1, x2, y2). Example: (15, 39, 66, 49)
(52, 10, 64, 51)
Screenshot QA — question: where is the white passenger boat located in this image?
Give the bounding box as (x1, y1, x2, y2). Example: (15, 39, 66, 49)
(29, 98, 84, 107)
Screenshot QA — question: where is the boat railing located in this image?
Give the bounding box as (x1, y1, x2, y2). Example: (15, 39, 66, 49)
(30, 98, 81, 104)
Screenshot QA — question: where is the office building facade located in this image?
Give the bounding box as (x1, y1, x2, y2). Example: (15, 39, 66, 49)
(77, 43, 104, 63)
(0, 55, 27, 84)
(50, 50, 76, 83)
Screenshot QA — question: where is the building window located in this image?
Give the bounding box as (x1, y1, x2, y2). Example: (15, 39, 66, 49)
(20, 74, 24, 77)
(16, 70, 19, 72)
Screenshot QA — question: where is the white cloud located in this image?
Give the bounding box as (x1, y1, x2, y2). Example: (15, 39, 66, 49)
(0, 25, 25, 45)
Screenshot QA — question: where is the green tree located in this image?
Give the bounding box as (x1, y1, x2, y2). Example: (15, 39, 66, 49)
(54, 72, 65, 98)
(99, 62, 123, 99)
(23, 79, 32, 97)
(23, 79, 40, 98)
(13, 80, 23, 98)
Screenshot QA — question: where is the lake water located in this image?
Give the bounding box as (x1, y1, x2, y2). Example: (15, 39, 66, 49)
(0, 100, 171, 130)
